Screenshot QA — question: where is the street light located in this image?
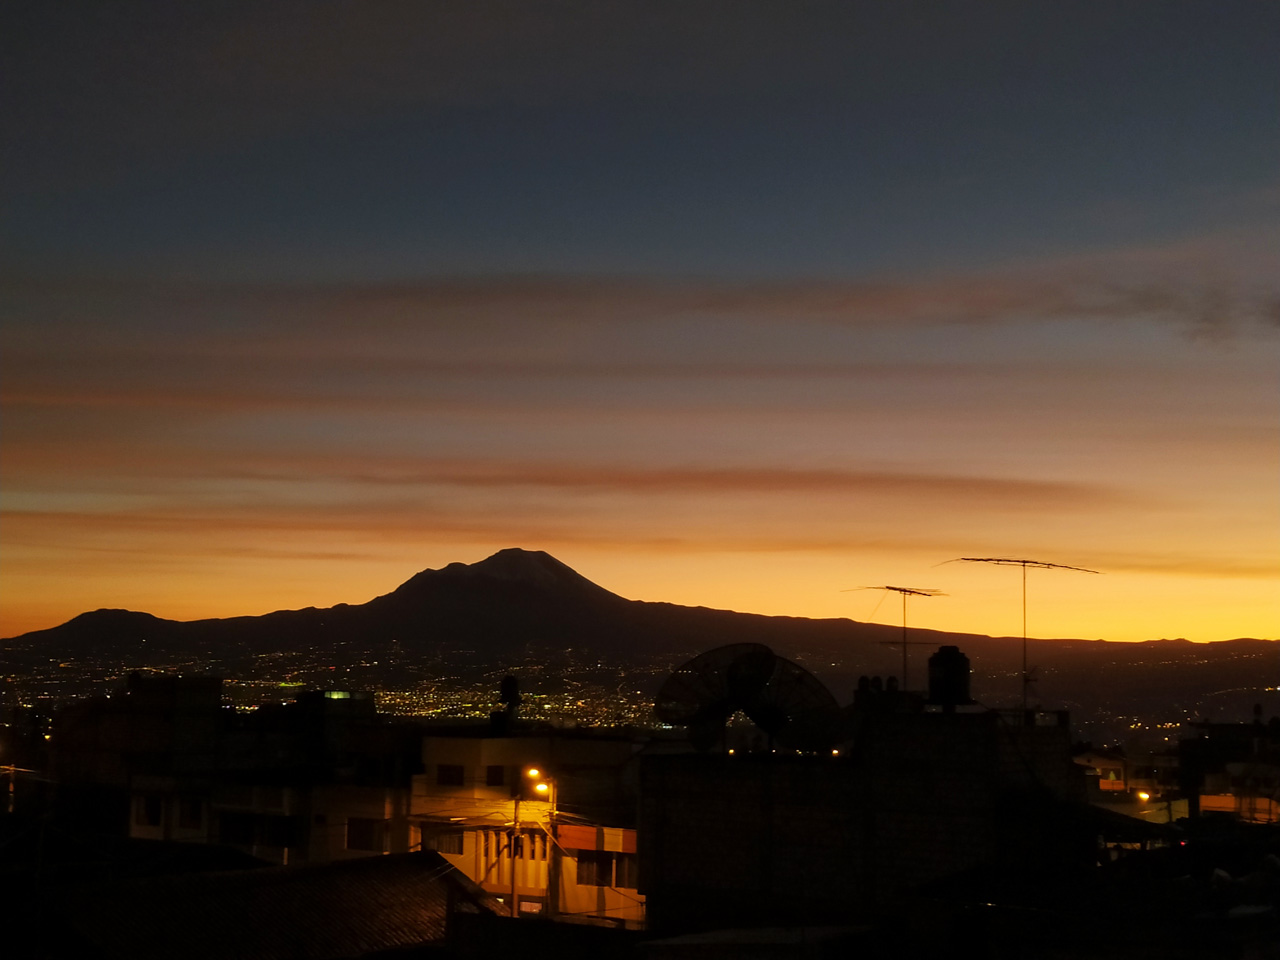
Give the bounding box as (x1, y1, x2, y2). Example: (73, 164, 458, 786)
(507, 768, 547, 917)
(524, 767, 558, 805)
(523, 767, 559, 918)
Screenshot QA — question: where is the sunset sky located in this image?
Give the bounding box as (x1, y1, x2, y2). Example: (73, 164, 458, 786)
(3, 3, 1277, 643)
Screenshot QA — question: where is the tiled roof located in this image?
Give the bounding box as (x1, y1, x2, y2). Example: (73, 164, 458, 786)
(55, 851, 503, 960)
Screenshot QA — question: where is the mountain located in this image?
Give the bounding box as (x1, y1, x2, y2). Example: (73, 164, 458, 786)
(3, 548, 908, 668)
(4, 548, 1276, 738)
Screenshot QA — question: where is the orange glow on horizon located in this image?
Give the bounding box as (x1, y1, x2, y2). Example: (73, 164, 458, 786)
(1, 538, 1275, 643)
(2, 270, 1276, 645)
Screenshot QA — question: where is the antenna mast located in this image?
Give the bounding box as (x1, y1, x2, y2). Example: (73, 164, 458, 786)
(947, 558, 1099, 711)
(847, 585, 944, 691)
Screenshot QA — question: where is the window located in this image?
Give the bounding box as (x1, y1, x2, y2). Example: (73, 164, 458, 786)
(575, 850, 638, 888)
(430, 832, 465, 855)
(486, 764, 506, 787)
(576, 849, 612, 886)
(219, 811, 255, 845)
(346, 817, 387, 852)
(615, 852, 639, 889)
(177, 796, 203, 829)
(135, 794, 163, 827)
(436, 764, 464, 786)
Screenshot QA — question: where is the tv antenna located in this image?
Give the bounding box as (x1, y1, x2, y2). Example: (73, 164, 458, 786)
(845, 585, 945, 691)
(943, 558, 1099, 710)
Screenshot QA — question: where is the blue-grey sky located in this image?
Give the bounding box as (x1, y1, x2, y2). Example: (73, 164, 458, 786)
(6, 2, 1277, 278)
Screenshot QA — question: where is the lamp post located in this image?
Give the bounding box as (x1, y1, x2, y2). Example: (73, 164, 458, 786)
(525, 768, 558, 918)
(509, 793, 521, 917)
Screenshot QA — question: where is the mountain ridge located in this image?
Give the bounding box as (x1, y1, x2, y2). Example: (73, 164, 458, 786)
(5, 547, 1271, 649)
(4, 549, 1275, 742)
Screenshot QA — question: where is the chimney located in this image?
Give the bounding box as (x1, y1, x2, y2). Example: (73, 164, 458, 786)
(927, 646, 972, 713)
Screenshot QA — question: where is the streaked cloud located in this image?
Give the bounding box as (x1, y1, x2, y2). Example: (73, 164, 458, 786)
(3, 452, 1128, 507)
(3, 5, 1276, 643)
(6, 228, 1279, 336)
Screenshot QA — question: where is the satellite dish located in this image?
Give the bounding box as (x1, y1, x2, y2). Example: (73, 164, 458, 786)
(655, 644, 841, 750)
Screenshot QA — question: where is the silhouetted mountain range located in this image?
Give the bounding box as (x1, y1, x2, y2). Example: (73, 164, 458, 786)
(5, 549, 1276, 737)
(4, 548, 919, 669)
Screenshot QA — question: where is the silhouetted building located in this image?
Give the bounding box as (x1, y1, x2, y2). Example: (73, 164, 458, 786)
(1179, 708, 1280, 823)
(50, 676, 427, 862)
(640, 645, 1089, 935)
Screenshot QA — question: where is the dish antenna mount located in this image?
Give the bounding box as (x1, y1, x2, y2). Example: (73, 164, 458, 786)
(655, 644, 841, 751)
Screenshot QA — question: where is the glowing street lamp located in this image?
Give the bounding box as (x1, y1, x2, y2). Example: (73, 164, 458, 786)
(525, 767, 554, 799)
(522, 767, 559, 918)
(525, 767, 556, 807)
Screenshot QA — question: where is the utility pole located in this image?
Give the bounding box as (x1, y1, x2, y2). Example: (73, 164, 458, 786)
(525, 768, 558, 918)
(545, 787, 559, 919)
(510, 796, 520, 917)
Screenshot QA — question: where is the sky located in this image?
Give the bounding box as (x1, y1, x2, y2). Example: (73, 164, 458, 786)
(2, 1, 1278, 642)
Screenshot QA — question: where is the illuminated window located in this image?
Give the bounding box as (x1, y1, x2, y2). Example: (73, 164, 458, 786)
(436, 764, 464, 786)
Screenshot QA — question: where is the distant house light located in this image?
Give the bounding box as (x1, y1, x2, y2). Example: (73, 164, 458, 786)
(324, 691, 351, 699)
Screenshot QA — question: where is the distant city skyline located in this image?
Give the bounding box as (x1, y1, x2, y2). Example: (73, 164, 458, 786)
(2, 3, 1277, 641)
